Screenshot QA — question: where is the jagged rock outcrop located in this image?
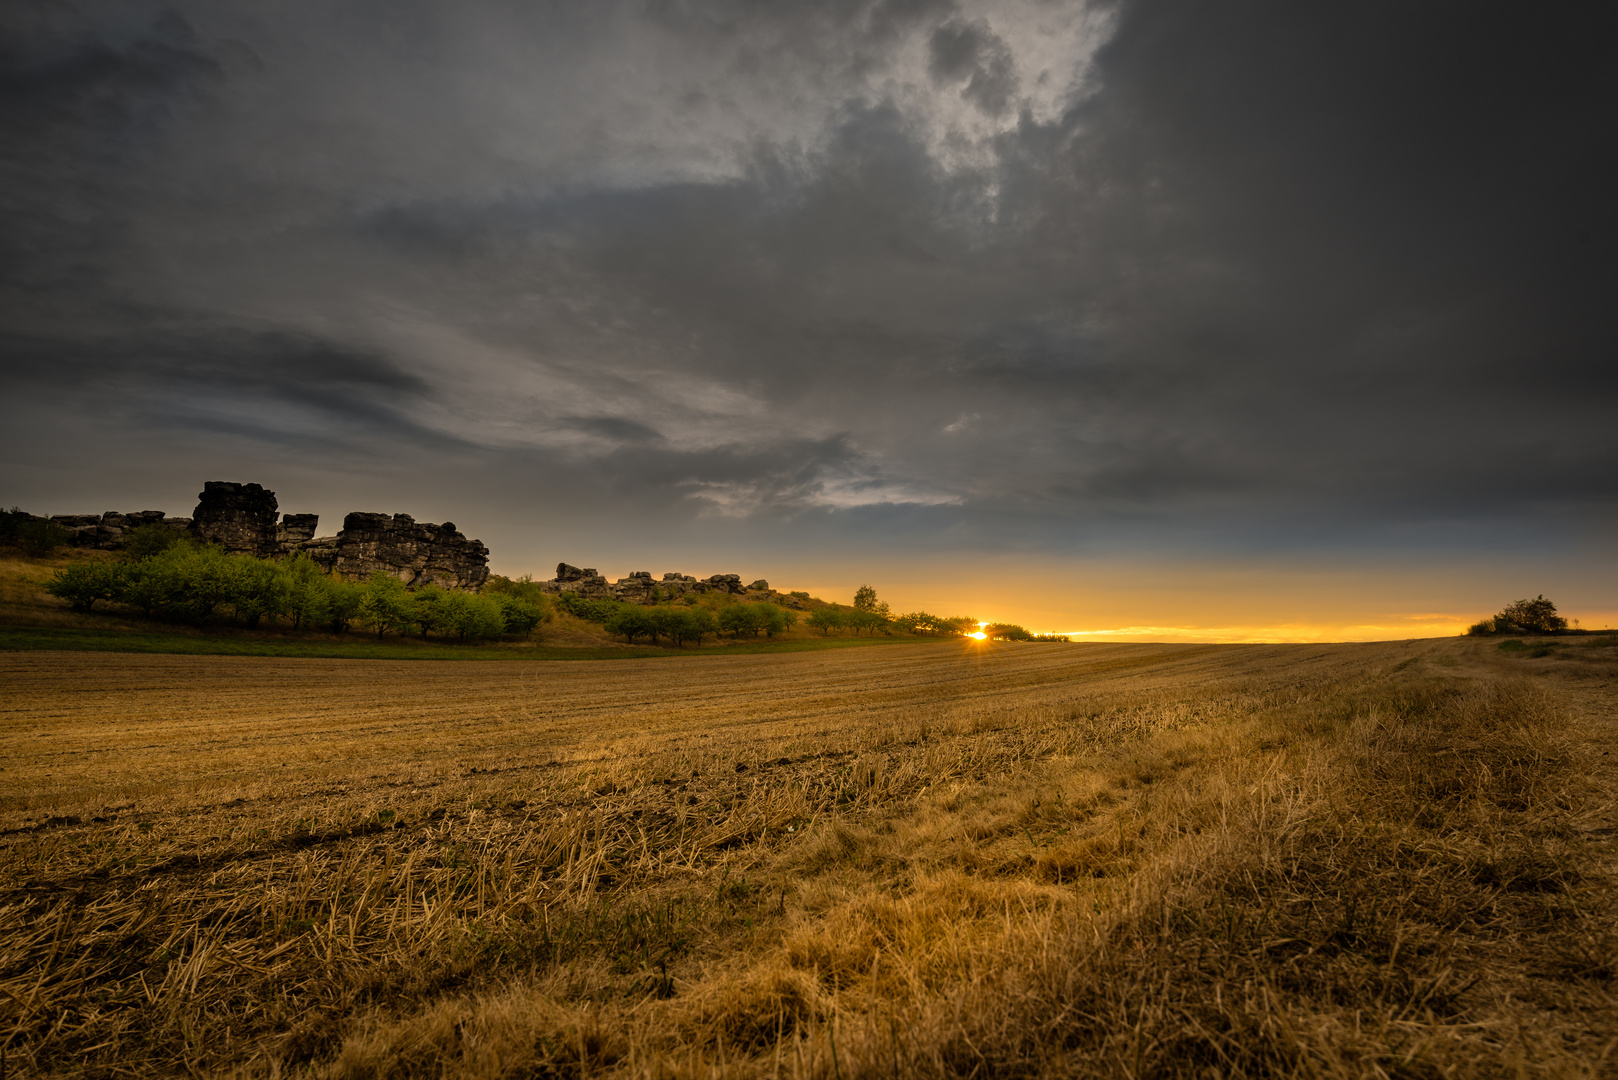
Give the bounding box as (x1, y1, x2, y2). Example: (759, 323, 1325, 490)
(303, 513, 489, 589)
(42, 480, 489, 590)
(51, 510, 190, 550)
(189, 482, 283, 557)
(277, 513, 318, 547)
(540, 565, 761, 602)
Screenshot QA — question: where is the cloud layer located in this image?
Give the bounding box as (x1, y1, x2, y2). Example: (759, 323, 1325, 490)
(3, 0, 1615, 569)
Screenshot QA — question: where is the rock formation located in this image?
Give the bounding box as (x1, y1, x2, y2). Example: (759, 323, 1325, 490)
(539, 565, 763, 603)
(277, 513, 319, 547)
(44, 480, 489, 590)
(50, 510, 191, 550)
(189, 482, 282, 557)
(303, 513, 489, 589)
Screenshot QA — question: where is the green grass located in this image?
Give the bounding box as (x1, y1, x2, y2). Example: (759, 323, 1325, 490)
(0, 624, 951, 661)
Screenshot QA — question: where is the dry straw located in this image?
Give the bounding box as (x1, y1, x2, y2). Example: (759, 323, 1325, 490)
(2, 635, 1616, 1076)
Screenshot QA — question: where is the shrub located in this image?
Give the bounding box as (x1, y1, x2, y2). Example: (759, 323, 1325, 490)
(556, 592, 625, 622)
(16, 516, 71, 557)
(494, 593, 546, 638)
(123, 523, 182, 561)
(45, 562, 124, 612)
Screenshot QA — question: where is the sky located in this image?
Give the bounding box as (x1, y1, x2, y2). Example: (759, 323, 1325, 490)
(2, 1, 1615, 640)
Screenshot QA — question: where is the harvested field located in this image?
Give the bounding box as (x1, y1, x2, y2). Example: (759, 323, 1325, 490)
(2, 637, 1617, 1077)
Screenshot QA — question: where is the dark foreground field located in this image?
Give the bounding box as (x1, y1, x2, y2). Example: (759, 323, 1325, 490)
(2, 637, 1616, 1077)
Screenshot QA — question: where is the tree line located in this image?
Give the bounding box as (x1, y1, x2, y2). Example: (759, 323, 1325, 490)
(43, 525, 547, 643)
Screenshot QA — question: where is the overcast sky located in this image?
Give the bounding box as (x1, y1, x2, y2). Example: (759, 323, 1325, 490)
(3, 1, 1615, 636)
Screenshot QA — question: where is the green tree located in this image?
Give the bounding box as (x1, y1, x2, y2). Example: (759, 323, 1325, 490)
(495, 593, 546, 638)
(123, 523, 181, 561)
(225, 555, 286, 628)
(277, 551, 329, 630)
(316, 576, 364, 634)
(605, 605, 657, 644)
(1494, 595, 1567, 634)
(119, 554, 184, 618)
(16, 517, 71, 557)
(439, 590, 507, 642)
(852, 584, 889, 617)
(169, 543, 235, 622)
(358, 573, 414, 639)
(807, 608, 845, 636)
(411, 585, 447, 639)
(0, 508, 30, 546)
(45, 561, 124, 612)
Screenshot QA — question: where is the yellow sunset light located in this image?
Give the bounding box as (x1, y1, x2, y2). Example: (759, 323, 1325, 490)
(969, 631, 987, 640)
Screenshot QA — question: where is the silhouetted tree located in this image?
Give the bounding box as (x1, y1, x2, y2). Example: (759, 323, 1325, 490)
(1494, 595, 1567, 634)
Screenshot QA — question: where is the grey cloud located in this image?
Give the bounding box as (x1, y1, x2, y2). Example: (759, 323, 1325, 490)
(2, 0, 1615, 563)
(927, 16, 1018, 115)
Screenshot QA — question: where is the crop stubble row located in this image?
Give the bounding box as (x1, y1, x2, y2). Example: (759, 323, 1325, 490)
(0, 640, 1403, 811)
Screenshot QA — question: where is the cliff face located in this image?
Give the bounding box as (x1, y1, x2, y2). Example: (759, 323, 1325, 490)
(49, 481, 489, 590)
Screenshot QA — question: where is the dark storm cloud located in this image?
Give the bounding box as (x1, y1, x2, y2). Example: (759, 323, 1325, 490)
(1, 0, 1615, 556)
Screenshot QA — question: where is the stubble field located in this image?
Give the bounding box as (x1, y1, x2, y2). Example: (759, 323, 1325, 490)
(2, 637, 1616, 1077)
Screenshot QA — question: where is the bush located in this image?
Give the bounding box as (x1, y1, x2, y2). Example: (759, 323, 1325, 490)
(494, 593, 546, 638)
(16, 516, 71, 557)
(438, 590, 507, 642)
(45, 562, 124, 612)
(556, 592, 625, 622)
(123, 523, 182, 561)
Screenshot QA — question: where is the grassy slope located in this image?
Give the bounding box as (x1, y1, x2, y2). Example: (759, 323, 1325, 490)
(2, 638, 1616, 1077)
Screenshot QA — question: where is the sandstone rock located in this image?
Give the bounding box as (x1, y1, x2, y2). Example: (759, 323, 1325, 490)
(277, 513, 319, 547)
(748, 579, 769, 591)
(306, 512, 490, 589)
(556, 563, 587, 582)
(190, 481, 281, 557)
